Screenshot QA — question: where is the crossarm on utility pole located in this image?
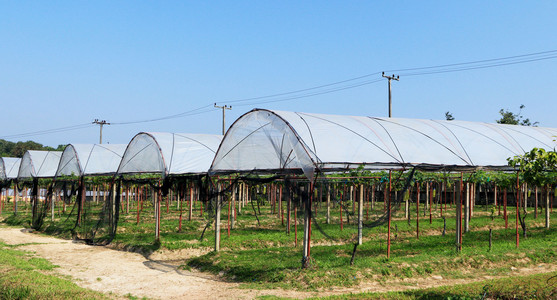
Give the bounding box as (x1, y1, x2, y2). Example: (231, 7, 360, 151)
(92, 119, 110, 144)
(214, 104, 232, 135)
(382, 72, 400, 118)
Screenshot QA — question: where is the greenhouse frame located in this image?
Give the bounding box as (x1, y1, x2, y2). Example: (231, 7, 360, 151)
(209, 108, 557, 265)
(18, 150, 63, 180)
(55, 144, 127, 177)
(0, 157, 21, 181)
(117, 132, 223, 178)
(210, 109, 557, 178)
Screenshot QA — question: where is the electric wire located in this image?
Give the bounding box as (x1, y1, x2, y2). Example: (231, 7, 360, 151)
(3, 49, 557, 139)
(0, 123, 94, 139)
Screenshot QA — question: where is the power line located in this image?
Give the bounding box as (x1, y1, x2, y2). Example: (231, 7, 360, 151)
(0, 123, 94, 140)
(78, 49, 557, 125)
(223, 72, 382, 104)
(4, 49, 557, 139)
(386, 49, 557, 76)
(111, 104, 214, 125)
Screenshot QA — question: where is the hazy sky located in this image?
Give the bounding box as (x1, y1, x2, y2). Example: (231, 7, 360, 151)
(1, 1, 556, 147)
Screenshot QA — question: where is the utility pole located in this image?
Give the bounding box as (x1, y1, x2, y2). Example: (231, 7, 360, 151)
(214, 103, 232, 135)
(92, 119, 110, 144)
(382, 72, 400, 118)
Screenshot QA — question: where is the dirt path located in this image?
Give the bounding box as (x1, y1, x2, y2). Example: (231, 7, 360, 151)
(0, 227, 555, 299)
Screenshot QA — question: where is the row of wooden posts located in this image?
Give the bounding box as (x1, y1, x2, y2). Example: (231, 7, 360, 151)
(0, 173, 555, 267)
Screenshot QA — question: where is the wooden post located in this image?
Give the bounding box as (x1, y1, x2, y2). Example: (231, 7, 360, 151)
(136, 186, 141, 225)
(516, 173, 519, 248)
(340, 190, 343, 231)
(78, 179, 86, 225)
(495, 184, 499, 216)
(326, 185, 331, 225)
(441, 180, 447, 216)
(155, 188, 161, 241)
(302, 182, 313, 267)
(227, 190, 231, 237)
(371, 185, 375, 210)
(504, 188, 508, 229)
(429, 182, 433, 224)
(215, 183, 221, 252)
(13, 184, 18, 216)
(232, 183, 237, 229)
(178, 184, 183, 232)
(358, 184, 364, 245)
(350, 185, 354, 214)
(522, 182, 528, 213)
(464, 182, 470, 233)
(188, 184, 193, 221)
(166, 189, 171, 213)
(425, 182, 429, 216)
(546, 185, 550, 229)
(387, 170, 392, 259)
(126, 186, 130, 214)
(286, 185, 291, 234)
(0, 188, 4, 216)
(457, 174, 463, 252)
(416, 182, 420, 239)
(278, 185, 282, 224)
(535, 186, 538, 219)
(51, 186, 55, 222)
(294, 200, 297, 246)
(405, 188, 409, 220)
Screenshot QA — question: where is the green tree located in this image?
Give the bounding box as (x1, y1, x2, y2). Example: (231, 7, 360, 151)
(508, 148, 557, 229)
(0, 139, 65, 157)
(497, 104, 538, 126)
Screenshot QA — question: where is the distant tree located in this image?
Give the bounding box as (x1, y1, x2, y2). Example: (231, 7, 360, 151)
(445, 111, 455, 121)
(0, 139, 65, 157)
(497, 104, 538, 126)
(12, 141, 45, 157)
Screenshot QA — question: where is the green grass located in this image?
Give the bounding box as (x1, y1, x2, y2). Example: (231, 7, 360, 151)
(0, 239, 108, 299)
(2, 195, 557, 292)
(308, 271, 557, 299)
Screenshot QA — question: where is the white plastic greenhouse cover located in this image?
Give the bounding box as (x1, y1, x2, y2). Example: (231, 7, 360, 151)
(18, 150, 62, 179)
(210, 109, 557, 180)
(56, 144, 127, 177)
(117, 132, 223, 177)
(0, 157, 21, 180)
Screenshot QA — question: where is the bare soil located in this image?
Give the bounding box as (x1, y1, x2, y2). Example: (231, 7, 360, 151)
(0, 226, 555, 299)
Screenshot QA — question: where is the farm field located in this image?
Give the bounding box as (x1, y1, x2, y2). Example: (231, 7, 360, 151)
(1, 185, 556, 299)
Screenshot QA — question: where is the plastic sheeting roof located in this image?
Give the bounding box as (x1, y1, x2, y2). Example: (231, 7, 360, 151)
(210, 109, 557, 179)
(0, 157, 21, 181)
(18, 150, 62, 179)
(117, 132, 223, 177)
(56, 144, 127, 177)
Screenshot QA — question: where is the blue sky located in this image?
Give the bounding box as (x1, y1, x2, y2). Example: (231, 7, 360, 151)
(1, 1, 556, 147)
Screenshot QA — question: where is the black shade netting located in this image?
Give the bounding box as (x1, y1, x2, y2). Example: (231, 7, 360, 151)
(74, 180, 120, 245)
